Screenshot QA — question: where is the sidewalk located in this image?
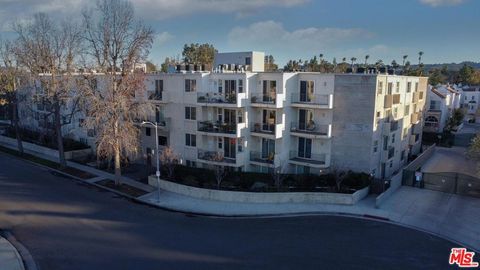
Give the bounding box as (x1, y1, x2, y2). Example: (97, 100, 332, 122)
(0, 235, 25, 270)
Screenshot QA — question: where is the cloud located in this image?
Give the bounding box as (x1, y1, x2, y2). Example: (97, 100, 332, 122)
(228, 20, 372, 53)
(0, 0, 309, 29)
(419, 0, 466, 7)
(155, 32, 174, 46)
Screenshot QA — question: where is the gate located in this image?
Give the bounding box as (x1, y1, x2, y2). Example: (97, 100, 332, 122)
(422, 172, 480, 198)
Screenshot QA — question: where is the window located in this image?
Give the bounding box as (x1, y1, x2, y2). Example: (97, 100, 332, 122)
(185, 106, 196, 120)
(396, 82, 400, 93)
(391, 133, 395, 144)
(414, 82, 418, 92)
(146, 127, 151, 136)
(430, 100, 440, 110)
(158, 136, 167, 146)
(376, 111, 381, 118)
(378, 82, 383, 95)
(389, 160, 393, 168)
(373, 140, 378, 153)
(238, 111, 244, 123)
(186, 160, 197, 167)
(185, 79, 197, 92)
(155, 80, 163, 99)
(185, 134, 196, 147)
(238, 79, 243, 93)
(393, 107, 398, 118)
(218, 79, 223, 93)
(404, 105, 410, 116)
(387, 82, 393, 94)
(245, 57, 251, 65)
(218, 138, 223, 149)
(407, 82, 412, 93)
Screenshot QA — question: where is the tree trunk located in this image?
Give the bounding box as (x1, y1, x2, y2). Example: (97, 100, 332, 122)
(11, 101, 23, 155)
(114, 120, 122, 186)
(54, 101, 66, 168)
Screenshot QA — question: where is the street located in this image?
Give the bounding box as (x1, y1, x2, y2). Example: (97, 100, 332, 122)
(0, 152, 457, 270)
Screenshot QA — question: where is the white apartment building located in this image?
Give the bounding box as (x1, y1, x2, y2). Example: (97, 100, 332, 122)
(424, 84, 462, 133)
(136, 69, 427, 179)
(460, 85, 480, 115)
(19, 54, 427, 180)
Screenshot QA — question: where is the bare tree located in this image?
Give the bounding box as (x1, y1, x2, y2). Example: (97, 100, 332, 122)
(159, 146, 178, 179)
(0, 39, 25, 154)
(81, 0, 154, 185)
(212, 153, 227, 189)
(271, 160, 288, 191)
(331, 167, 347, 192)
(13, 13, 83, 168)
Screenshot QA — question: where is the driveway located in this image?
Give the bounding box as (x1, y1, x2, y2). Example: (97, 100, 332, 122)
(421, 146, 477, 177)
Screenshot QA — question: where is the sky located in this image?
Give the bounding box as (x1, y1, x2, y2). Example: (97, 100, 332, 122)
(0, 0, 479, 67)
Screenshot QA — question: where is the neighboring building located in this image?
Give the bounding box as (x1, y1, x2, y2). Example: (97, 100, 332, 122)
(460, 85, 480, 115)
(424, 84, 462, 133)
(19, 57, 428, 180)
(213, 51, 265, 72)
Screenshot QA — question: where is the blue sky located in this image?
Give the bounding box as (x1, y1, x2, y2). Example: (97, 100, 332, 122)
(0, 0, 479, 66)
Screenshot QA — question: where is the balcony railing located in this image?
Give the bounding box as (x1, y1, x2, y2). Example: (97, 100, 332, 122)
(289, 151, 326, 165)
(251, 93, 276, 104)
(384, 95, 393, 108)
(290, 122, 330, 136)
(148, 92, 163, 101)
(291, 93, 330, 106)
(197, 121, 236, 134)
(251, 122, 275, 135)
(249, 151, 274, 164)
(392, 94, 401, 104)
(197, 149, 236, 164)
(197, 92, 237, 104)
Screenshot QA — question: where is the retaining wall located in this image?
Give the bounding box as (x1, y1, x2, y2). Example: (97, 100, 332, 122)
(149, 177, 369, 205)
(0, 135, 91, 160)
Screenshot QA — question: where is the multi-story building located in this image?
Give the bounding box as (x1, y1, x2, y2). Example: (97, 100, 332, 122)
(136, 68, 427, 179)
(19, 53, 428, 180)
(460, 85, 480, 115)
(424, 84, 462, 133)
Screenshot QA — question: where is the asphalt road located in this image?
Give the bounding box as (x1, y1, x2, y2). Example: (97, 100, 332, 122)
(0, 152, 457, 270)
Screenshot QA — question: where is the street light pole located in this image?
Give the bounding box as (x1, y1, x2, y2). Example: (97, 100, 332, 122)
(142, 121, 161, 203)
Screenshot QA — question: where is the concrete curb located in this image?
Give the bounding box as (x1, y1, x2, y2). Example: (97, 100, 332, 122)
(0, 231, 38, 270)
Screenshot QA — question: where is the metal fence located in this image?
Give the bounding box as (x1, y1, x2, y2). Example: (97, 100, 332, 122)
(422, 172, 480, 198)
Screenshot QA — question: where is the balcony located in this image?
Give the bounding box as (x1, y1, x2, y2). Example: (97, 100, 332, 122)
(141, 116, 171, 131)
(197, 92, 245, 107)
(290, 93, 333, 109)
(288, 151, 328, 168)
(197, 121, 244, 137)
(249, 151, 275, 165)
(382, 122, 391, 134)
(411, 112, 420, 124)
(412, 92, 419, 103)
(250, 93, 279, 108)
(197, 149, 244, 167)
(392, 94, 401, 104)
(384, 95, 393, 108)
(148, 92, 167, 103)
(250, 122, 282, 138)
(290, 122, 331, 138)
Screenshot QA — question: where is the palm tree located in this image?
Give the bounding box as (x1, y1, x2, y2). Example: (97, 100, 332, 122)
(342, 57, 346, 63)
(391, 60, 399, 74)
(402, 55, 408, 66)
(319, 53, 324, 62)
(350, 57, 357, 68)
(364, 55, 370, 67)
(418, 51, 424, 65)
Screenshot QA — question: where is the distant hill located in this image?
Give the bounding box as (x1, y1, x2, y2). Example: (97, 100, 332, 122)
(413, 61, 480, 71)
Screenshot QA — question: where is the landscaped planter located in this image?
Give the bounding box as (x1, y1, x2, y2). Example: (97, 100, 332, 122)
(149, 176, 370, 205)
(0, 135, 92, 160)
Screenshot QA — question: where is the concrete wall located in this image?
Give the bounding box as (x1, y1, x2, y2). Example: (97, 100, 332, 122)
(149, 176, 369, 205)
(0, 135, 92, 160)
(375, 171, 403, 208)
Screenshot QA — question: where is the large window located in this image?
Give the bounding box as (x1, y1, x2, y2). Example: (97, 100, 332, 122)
(185, 106, 196, 120)
(300, 80, 314, 102)
(407, 82, 412, 93)
(185, 134, 196, 147)
(155, 80, 163, 98)
(185, 79, 197, 92)
(262, 80, 277, 102)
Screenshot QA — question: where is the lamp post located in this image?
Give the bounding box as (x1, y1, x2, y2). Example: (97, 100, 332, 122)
(141, 121, 160, 202)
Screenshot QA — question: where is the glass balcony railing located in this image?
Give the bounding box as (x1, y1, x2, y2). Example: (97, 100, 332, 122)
(290, 122, 330, 136)
(249, 151, 274, 164)
(289, 151, 326, 165)
(197, 121, 236, 134)
(197, 149, 236, 164)
(291, 93, 330, 106)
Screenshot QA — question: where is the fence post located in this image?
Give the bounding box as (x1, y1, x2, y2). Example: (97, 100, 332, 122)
(454, 173, 458, 195)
